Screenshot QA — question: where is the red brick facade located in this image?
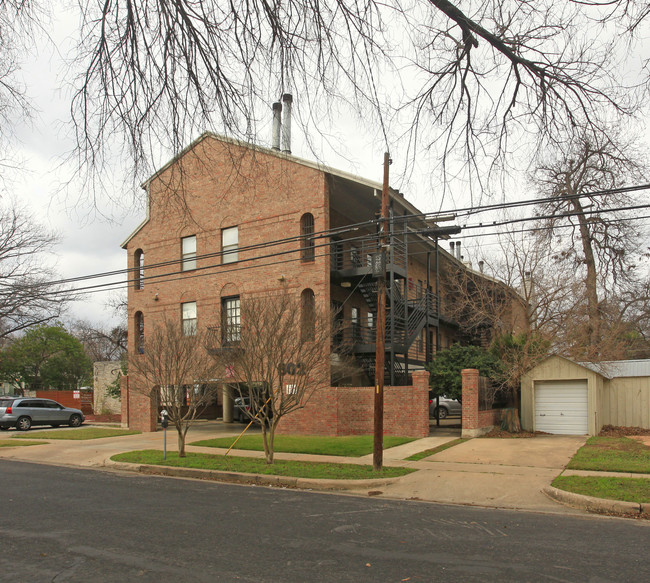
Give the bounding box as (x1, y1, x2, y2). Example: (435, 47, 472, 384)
(277, 370, 429, 437)
(120, 133, 519, 434)
(461, 368, 501, 437)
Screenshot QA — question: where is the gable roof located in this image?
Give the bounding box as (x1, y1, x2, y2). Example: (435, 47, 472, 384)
(535, 354, 650, 380)
(121, 132, 428, 249)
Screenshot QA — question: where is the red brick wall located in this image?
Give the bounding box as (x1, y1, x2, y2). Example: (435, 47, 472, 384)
(124, 136, 331, 432)
(462, 369, 502, 436)
(277, 370, 430, 437)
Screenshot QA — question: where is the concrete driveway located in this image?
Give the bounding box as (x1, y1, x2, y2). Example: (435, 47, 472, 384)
(370, 434, 588, 513)
(432, 435, 587, 468)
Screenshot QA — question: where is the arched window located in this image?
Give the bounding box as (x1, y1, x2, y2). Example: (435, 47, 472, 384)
(134, 249, 144, 290)
(301, 289, 315, 342)
(135, 312, 145, 354)
(300, 213, 315, 262)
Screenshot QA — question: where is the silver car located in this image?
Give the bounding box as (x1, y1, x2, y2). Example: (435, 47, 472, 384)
(429, 395, 462, 419)
(0, 397, 85, 431)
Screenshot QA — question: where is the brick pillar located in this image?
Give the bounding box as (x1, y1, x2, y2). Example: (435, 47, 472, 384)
(412, 370, 430, 437)
(125, 373, 157, 432)
(120, 375, 129, 429)
(461, 368, 479, 438)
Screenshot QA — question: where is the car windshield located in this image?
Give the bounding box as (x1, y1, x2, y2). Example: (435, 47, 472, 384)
(0, 398, 14, 408)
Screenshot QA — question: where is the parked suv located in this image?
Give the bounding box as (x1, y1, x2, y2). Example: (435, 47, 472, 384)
(0, 397, 85, 431)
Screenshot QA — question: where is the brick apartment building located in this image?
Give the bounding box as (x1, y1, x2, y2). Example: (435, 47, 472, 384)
(121, 122, 524, 434)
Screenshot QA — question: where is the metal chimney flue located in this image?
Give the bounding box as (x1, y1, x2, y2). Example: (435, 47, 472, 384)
(449, 242, 455, 255)
(478, 260, 484, 273)
(281, 93, 293, 154)
(271, 102, 282, 150)
(455, 241, 461, 260)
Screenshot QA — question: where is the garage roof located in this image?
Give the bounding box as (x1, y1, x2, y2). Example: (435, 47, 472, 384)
(579, 359, 650, 379)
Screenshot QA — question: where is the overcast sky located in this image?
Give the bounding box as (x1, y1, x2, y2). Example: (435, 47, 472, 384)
(7, 3, 650, 330)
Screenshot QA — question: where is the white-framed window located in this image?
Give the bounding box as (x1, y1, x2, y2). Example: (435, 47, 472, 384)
(181, 235, 197, 271)
(182, 301, 197, 336)
(222, 226, 238, 264)
(222, 296, 241, 344)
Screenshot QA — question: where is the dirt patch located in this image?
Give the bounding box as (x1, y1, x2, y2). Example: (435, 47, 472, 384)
(598, 425, 650, 437)
(479, 428, 542, 438)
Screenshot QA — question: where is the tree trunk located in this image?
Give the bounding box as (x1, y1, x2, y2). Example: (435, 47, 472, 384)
(261, 427, 273, 464)
(570, 197, 601, 358)
(177, 426, 187, 457)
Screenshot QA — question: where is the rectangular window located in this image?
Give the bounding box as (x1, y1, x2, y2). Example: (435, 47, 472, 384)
(181, 236, 197, 271)
(222, 226, 238, 264)
(182, 301, 197, 336)
(222, 296, 240, 344)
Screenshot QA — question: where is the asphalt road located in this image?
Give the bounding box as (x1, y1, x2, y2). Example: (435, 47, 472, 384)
(1, 460, 648, 582)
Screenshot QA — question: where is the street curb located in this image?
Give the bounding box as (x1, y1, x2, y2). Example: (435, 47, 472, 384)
(543, 486, 647, 517)
(107, 461, 401, 491)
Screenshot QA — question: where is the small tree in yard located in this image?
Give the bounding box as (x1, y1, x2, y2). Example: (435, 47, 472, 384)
(426, 344, 501, 402)
(128, 319, 219, 457)
(210, 293, 333, 464)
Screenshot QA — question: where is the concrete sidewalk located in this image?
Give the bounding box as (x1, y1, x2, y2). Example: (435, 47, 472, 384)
(0, 422, 601, 515)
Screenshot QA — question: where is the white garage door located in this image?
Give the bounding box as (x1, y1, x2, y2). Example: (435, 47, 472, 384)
(534, 380, 588, 435)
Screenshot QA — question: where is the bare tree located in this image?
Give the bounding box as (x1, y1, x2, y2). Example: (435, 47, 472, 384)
(128, 318, 219, 457)
(69, 319, 127, 362)
(68, 1, 645, 201)
(531, 130, 648, 359)
(209, 293, 334, 464)
(0, 0, 45, 178)
(0, 201, 70, 337)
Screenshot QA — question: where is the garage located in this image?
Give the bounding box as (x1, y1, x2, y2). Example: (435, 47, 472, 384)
(534, 380, 588, 435)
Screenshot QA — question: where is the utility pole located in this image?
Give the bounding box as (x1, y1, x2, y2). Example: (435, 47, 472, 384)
(373, 152, 390, 471)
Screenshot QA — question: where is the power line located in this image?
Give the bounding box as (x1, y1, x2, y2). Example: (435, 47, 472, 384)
(4, 186, 649, 297)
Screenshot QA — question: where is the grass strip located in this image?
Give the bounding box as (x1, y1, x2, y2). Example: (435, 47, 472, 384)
(112, 449, 415, 480)
(190, 434, 415, 457)
(406, 438, 468, 461)
(0, 439, 47, 447)
(552, 475, 650, 503)
(13, 428, 141, 440)
(566, 437, 650, 474)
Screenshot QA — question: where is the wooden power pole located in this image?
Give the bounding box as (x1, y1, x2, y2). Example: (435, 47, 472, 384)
(373, 152, 390, 471)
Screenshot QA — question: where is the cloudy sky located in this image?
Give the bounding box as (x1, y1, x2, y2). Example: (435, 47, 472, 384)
(7, 3, 650, 330)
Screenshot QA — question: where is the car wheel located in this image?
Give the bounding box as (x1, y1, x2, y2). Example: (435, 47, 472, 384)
(16, 416, 32, 431)
(69, 414, 83, 428)
(437, 407, 448, 419)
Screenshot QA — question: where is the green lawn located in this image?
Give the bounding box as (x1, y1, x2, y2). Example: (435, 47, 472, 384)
(552, 475, 650, 504)
(12, 427, 141, 440)
(406, 438, 468, 461)
(566, 437, 650, 474)
(112, 450, 415, 480)
(0, 439, 47, 447)
(190, 434, 416, 457)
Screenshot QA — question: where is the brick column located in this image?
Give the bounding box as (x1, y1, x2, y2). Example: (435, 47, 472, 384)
(412, 370, 430, 437)
(461, 368, 479, 438)
(120, 375, 129, 429)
